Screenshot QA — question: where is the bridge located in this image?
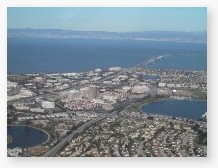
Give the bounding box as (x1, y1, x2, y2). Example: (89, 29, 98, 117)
(97, 53, 172, 83)
(132, 53, 171, 70)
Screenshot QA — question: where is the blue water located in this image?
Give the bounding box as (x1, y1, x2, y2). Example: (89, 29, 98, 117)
(7, 126, 48, 148)
(148, 53, 207, 70)
(8, 37, 207, 73)
(141, 99, 207, 120)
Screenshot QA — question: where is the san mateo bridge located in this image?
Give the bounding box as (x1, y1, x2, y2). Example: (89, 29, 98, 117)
(132, 53, 172, 70)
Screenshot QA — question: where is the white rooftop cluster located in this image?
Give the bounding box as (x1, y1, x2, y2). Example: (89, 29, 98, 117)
(7, 87, 34, 101)
(7, 147, 22, 157)
(132, 85, 150, 94)
(108, 67, 121, 72)
(7, 81, 18, 90)
(61, 85, 98, 100)
(95, 68, 102, 73)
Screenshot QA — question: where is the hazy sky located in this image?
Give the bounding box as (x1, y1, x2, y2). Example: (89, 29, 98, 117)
(8, 7, 207, 32)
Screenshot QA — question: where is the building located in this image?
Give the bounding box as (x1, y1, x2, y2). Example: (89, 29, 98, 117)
(30, 107, 45, 113)
(41, 101, 55, 109)
(167, 83, 176, 88)
(95, 68, 102, 73)
(80, 80, 89, 84)
(79, 85, 98, 99)
(157, 88, 172, 96)
(68, 90, 80, 99)
(158, 82, 166, 87)
(13, 103, 30, 111)
(132, 85, 150, 94)
(79, 87, 90, 98)
(109, 67, 121, 71)
(88, 85, 98, 98)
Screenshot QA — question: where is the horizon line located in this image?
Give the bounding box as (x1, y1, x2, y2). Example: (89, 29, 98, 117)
(7, 28, 207, 33)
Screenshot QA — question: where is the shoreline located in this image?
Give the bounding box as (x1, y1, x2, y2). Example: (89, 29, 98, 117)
(7, 124, 50, 149)
(7, 67, 207, 76)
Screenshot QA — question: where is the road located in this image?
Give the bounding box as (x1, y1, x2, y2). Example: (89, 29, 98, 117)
(43, 111, 117, 157)
(158, 131, 172, 157)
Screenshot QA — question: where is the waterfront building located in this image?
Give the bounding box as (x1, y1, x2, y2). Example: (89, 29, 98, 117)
(109, 67, 121, 71)
(95, 68, 102, 73)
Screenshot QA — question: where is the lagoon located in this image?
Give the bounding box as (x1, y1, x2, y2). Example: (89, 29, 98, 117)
(141, 99, 207, 120)
(7, 126, 49, 149)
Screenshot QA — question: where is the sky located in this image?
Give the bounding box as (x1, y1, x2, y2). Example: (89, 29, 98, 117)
(7, 7, 207, 32)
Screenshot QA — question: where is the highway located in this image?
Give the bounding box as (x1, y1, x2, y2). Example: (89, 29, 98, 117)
(43, 111, 117, 157)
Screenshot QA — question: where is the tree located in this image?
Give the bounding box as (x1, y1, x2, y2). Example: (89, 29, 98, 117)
(147, 116, 154, 120)
(172, 116, 176, 120)
(192, 123, 200, 132)
(169, 121, 174, 128)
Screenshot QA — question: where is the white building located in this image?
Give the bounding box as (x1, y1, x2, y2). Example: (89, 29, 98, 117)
(158, 82, 166, 87)
(13, 103, 29, 111)
(95, 68, 102, 73)
(30, 107, 45, 113)
(172, 89, 177, 93)
(167, 83, 176, 88)
(88, 85, 98, 98)
(103, 81, 112, 85)
(91, 77, 102, 82)
(42, 101, 55, 109)
(109, 67, 121, 71)
(79, 87, 90, 98)
(80, 80, 89, 84)
(157, 88, 172, 96)
(79, 85, 98, 99)
(68, 90, 80, 99)
(63, 72, 78, 77)
(132, 85, 150, 94)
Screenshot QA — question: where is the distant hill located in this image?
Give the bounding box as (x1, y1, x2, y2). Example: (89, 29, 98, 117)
(8, 28, 207, 43)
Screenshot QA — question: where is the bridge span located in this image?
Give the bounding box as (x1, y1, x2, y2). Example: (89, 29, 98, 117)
(133, 53, 171, 70)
